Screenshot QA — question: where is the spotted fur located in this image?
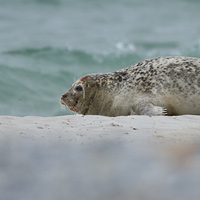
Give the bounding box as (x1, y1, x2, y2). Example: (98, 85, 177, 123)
(60, 56, 200, 116)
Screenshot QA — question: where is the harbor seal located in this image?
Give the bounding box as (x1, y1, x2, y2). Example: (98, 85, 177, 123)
(60, 56, 200, 116)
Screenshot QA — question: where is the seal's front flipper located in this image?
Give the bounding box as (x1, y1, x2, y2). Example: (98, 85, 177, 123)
(147, 106, 168, 116)
(134, 101, 168, 116)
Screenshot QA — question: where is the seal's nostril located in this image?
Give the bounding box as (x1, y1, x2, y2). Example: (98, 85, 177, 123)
(62, 94, 67, 99)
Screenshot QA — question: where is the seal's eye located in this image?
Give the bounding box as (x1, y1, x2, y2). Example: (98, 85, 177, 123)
(75, 85, 83, 92)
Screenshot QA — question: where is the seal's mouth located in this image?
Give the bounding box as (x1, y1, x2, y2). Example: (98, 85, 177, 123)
(60, 98, 66, 105)
(60, 97, 78, 113)
(68, 107, 77, 112)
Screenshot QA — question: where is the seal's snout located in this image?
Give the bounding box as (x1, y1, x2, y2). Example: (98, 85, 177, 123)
(60, 93, 68, 105)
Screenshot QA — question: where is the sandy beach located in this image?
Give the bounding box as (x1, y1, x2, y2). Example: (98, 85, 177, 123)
(1, 115, 200, 144)
(1, 115, 200, 200)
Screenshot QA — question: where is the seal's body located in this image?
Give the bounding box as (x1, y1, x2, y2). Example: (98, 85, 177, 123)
(60, 56, 200, 116)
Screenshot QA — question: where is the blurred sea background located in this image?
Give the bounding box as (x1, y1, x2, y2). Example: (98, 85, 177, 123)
(0, 0, 200, 116)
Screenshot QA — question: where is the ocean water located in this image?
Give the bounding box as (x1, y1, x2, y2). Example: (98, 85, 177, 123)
(0, 0, 200, 116)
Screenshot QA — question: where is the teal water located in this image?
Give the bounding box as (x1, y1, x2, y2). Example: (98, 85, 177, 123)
(0, 0, 200, 116)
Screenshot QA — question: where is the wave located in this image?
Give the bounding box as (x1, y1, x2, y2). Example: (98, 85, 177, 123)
(3, 45, 144, 72)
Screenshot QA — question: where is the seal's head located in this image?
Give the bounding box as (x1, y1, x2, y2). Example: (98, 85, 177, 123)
(60, 75, 100, 115)
(60, 73, 125, 116)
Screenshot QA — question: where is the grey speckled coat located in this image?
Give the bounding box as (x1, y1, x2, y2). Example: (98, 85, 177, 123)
(60, 56, 200, 116)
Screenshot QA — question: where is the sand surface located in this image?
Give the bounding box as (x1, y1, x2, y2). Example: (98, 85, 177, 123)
(1, 115, 200, 200)
(1, 115, 200, 143)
